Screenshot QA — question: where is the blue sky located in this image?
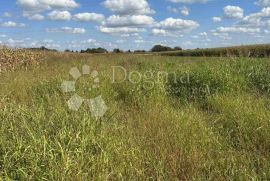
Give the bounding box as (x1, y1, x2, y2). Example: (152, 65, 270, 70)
(0, 0, 269, 51)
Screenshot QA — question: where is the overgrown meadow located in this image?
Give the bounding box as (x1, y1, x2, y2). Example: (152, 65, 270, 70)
(1, 50, 270, 180)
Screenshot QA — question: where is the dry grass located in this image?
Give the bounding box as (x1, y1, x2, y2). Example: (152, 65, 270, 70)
(0, 52, 270, 180)
(0, 48, 42, 73)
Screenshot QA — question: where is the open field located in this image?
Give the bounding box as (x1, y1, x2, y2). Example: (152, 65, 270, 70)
(1, 51, 270, 180)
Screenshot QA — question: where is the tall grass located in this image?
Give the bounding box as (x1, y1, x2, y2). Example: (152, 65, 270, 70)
(0, 53, 270, 180)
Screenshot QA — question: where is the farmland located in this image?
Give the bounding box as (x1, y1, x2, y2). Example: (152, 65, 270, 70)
(160, 44, 270, 58)
(0, 49, 270, 180)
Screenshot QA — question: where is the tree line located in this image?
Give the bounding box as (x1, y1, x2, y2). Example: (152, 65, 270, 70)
(63, 45, 183, 54)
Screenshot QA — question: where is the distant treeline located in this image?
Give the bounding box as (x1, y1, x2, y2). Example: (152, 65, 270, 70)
(160, 44, 270, 58)
(68, 45, 183, 54)
(80, 47, 108, 54)
(25, 44, 270, 58)
(150, 45, 182, 52)
(28, 46, 58, 52)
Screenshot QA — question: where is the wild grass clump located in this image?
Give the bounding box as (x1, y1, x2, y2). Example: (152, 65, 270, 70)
(247, 64, 270, 95)
(209, 94, 270, 158)
(0, 47, 42, 72)
(166, 61, 246, 104)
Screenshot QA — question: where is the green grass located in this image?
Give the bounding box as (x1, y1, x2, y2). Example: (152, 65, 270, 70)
(1, 53, 270, 180)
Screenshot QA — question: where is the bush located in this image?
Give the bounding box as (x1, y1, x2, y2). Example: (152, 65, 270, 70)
(151, 45, 173, 52)
(113, 49, 123, 53)
(81, 47, 108, 54)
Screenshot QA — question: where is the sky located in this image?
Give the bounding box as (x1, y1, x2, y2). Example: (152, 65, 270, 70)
(0, 0, 269, 51)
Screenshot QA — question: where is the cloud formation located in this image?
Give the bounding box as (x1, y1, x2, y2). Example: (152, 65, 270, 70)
(103, 15, 154, 27)
(103, 0, 154, 15)
(1, 21, 25, 28)
(46, 27, 86, 34)
(224, 5, 244, 19)
(73, 13, 105, 23)
(47, 10, 71, 21)
(168, 0, 209, 4)
(255, 0, 270, 6)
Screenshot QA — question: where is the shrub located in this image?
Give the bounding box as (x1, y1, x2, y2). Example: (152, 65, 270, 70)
(151, 45, 173, 52)
(81, 47, 108, 54)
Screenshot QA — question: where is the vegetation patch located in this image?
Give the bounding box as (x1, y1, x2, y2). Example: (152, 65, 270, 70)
(161, 44, 270, 58)
(0, 48, 42, 73)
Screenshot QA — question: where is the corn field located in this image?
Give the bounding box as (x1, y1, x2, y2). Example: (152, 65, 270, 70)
(0, 48, 42, 73)
(160, 44, 270, 57)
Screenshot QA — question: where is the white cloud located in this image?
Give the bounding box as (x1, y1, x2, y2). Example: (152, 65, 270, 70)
(4, 12, 12, 17)
(23, 12, 44, 20)
(264, 29, 270, 34)
(134, 39, 144, 44)
(180, 6, 189, 16)
(212, 16, 221, 22)
(17, 0, 48, 13)
(80, 39, 101, 47)
(191, 35, 199, 39)
(42, 0, 78, 9)
(43, 39, 54, 43)
(151, 17, 198, 37)
(1, 21, 25, 28)
(155, 18, 199, 32)
(1, 38, 34, 48)
(199, 32, 207, 36)
(167, 6, 189, 16)
(255, 0, 270, 7)
(99, 26, 145, 34)
(103, 0, 154, 15)
(224, 5, 244, 19)
(73, 13, 105, 23)
(116, 39, 126, 43)
(29, 40, 60, 49)
(16, 0, 79, 13)
(168, 0, 209, 4)
(46, 27, 86, 34)
(120, 33, 139, 37)
(215, 26, 260, 33)
(7, 38, 25, 45)
(47, 10, 71, 21)
(151, 28, 183, 37)
(103, 15, 154, 27)
(152, 28, 169, 36)
(239, 7, 270, 27)
(167, 6, 179, 14)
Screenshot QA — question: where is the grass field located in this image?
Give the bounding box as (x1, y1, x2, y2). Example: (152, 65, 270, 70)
(1, 51, 270, 180)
